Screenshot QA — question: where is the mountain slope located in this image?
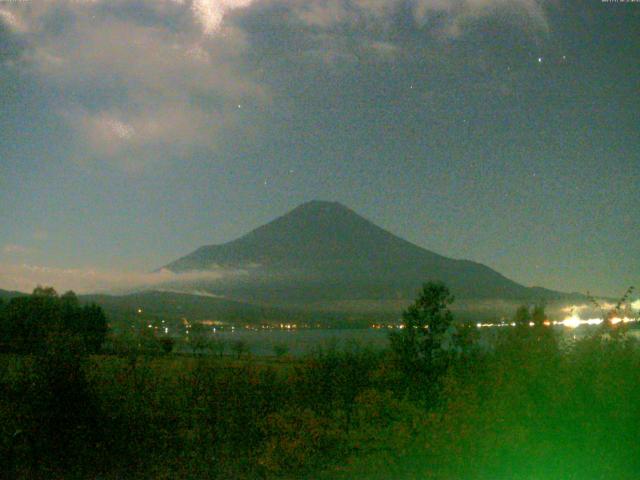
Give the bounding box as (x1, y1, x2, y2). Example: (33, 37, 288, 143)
(79, 290, 383, 327)
(163, 200, 569, 305)
(0, 289, 27, 301)
(80, 290, 271, 322)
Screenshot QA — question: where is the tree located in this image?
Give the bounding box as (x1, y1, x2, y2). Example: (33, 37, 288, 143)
(3, 295, 56, 352)
(389, 281, 456, 378)
(0, 287, 108, 354)
(81, 304, 108, 354)
(33, 285, 58, 298)
(590, 286, 635, 338)
(231, 339, 249, 359)
(531, 304, 546, 327)
(513, 305, 531, 327)
(159, 336, 175, 354)
(212, 338, 227, 357)
(188, 323, 213, 356)
(273, 343, 289, 359)
(499, 303, 557, 366)
(0, 298, 7, 352)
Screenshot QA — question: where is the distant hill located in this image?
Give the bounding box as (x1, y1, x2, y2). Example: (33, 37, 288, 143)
(80, 290, 271, 323)
(163, 201, 578, 308)
(0, 288, 394, 328)
(79, 290, 381, 328)
(0, 289, 27, 301)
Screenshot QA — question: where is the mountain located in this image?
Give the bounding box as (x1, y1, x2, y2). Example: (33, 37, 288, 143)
(163, 201, 572, 308)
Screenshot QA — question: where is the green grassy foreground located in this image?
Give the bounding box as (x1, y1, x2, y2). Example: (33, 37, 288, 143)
(2, 328, 640, 479)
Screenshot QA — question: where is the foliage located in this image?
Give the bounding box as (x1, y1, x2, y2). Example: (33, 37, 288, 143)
(389, 281, 461, 386)
(590, 285, 636, 337)
(272, 342, 289, 358)
(0, 287, 108, 354)
(2, 283, 640, 479)
(159, 336, 175, 354)
(231, 339, 249, 359)
(513, 304, 531, 327)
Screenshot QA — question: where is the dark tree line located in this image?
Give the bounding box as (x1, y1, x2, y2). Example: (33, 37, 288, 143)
(1, 281, 639, 478)
(0, 286, 108, 354)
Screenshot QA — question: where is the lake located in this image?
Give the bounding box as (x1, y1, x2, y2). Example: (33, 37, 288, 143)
(199, 324, 639, 356)
(206, 328, 392, 356)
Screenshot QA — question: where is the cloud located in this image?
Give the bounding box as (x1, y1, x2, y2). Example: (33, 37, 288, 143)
(4, 0, 267, 172)
(562, 301, 640, 315)
(61, 103, 228, 172)
(0, 263, 246, 294)
(1, 0, 255, 37)
(192, 0, 256, 34)
(0, 0, 548, 172)
(290, 0, 548, 36)
(155, 288, 225, 298)
(246, 0, 550, 71)
(0, 8, 28, 33)
(411, 0, 549, 35)
(2, 244, 34, 255)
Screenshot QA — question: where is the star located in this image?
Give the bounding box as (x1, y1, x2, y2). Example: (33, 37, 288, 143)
(537, 57, 543, 63)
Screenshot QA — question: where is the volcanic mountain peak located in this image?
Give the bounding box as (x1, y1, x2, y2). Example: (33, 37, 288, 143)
(163, 201, 570, 302)
(249, 199, 380, 236)
(290, 199, 350, 212)
(165, 199, 436, 272)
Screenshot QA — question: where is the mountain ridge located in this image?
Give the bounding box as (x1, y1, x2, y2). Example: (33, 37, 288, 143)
(162, 200, 575, 306)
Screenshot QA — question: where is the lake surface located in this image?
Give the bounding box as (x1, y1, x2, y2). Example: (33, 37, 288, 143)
(209, 328, 391, 356)
(186, 325, 640, 356)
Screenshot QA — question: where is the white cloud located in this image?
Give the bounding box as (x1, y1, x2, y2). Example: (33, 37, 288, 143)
(61, 104, 228, 172)
(0, 263, 246, 294)
(1, 0, 548, 172)
(6, 1, 267, 172)
(0, 0, 254, 36)
(192, 0, 256, 34)
(278, 0, 549, 67)
(0, 8, 28, 33)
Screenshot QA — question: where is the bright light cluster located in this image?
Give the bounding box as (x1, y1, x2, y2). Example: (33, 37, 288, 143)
(474, 315, 638, 329)
(557, 315, 637, 329)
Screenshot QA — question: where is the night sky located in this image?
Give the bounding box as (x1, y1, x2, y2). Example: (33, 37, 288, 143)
(0, 0, 638, 296)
